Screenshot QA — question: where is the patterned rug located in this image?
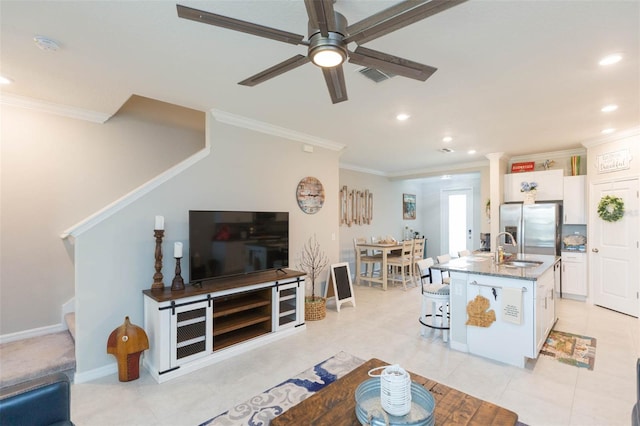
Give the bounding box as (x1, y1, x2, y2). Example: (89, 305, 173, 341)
(199, 351, 365, 426)
(540, 330, 597, 370)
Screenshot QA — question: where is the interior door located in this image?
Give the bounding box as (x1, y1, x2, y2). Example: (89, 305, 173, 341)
(590, 178, 639, 317)
(441, 188, 473, 257)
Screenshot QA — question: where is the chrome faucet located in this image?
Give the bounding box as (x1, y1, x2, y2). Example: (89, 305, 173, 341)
(495, 232, 517, 262)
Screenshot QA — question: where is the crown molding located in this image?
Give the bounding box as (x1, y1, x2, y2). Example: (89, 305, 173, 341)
(211, 108, 345, 152)
(0, 93, 112, 123)
(339, 162, 387, 176)
(581, 126, 640, 148)
(387, 160, 489, 180)
(508, 147, 587, 164)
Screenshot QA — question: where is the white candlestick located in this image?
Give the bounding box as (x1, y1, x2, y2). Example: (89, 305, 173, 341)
(154, 216, 164, 230)
(174, 242, 183, 258)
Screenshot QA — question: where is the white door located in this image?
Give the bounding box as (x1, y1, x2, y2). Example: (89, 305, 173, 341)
(590, 178, 639, 317)
(441, 188, 473, 257)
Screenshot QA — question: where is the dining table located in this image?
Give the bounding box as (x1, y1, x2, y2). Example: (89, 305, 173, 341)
(355, 242, 403, 291)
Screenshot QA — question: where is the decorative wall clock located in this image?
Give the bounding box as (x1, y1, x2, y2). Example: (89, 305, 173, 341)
(296, 177, 325, 214)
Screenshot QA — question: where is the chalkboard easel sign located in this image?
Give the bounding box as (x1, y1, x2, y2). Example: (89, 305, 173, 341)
(324, 262, 356, 312)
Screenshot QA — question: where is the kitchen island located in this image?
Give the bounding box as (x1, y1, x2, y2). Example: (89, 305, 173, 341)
(431, 253, 560, 367)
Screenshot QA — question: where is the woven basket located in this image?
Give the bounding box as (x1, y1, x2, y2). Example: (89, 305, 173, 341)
(305, 297, 326, 321)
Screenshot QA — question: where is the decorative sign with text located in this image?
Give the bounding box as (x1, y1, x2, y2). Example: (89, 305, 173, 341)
(597, 149, 631, 174)
(511, 161, 535, 173)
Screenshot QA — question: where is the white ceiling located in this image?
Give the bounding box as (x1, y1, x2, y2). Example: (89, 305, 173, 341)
(1, 1, 638, 176)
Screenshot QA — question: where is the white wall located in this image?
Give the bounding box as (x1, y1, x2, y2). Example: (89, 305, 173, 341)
(338, 169, 422, 273)
(73, 115, 341, 374)
(0, 101, 204, 335)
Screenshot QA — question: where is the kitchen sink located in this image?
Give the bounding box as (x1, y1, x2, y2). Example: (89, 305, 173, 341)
(501, 260, 543, 268)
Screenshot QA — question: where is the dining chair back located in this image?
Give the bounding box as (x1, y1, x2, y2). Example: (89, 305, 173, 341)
(353, 238, 381, 286)
(387, 239, 414, 290)
(458, 250, 471, 258)
(416, 258, 450, 342)
(412, 238, 425, 284)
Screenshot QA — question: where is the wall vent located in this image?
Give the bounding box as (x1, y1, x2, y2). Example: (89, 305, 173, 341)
(357, 67, 395, 83)
(439, 148, 455, 153)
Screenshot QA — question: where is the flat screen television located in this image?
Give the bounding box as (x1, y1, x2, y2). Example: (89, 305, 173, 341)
(189, 210, 289, 283)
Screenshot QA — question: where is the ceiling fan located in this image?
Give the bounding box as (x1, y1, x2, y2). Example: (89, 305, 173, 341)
(176, 0, 467, 104)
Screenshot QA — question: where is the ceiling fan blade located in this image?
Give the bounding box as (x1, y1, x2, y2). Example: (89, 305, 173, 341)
(177, 4, 305, 46)
(238, 55, 310, 87)
(345, 0, 468, 45)
(348, 46, 437, 81)
(322, 65, 348, 104)
(304, 0, 336, 37)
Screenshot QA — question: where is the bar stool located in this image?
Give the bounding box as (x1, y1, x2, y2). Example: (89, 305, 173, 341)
(416, 258, 450, 342)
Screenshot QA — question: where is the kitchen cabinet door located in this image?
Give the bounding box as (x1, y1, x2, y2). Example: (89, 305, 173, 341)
(504, 170, 564, 202)
(563, 176, 586, 224)
(561, 252, 587, 296)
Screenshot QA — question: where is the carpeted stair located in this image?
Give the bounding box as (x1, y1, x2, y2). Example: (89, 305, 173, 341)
(0, 315, 76, 389)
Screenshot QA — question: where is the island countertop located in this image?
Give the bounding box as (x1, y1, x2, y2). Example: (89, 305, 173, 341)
(431, 253, 558, 281)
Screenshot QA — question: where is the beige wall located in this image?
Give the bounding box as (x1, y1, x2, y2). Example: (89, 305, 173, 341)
(0, 101, 204, 335)
(72, 116, 340, 375)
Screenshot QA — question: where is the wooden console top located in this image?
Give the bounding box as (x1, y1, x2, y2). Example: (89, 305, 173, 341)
(142, 269, 305, 302)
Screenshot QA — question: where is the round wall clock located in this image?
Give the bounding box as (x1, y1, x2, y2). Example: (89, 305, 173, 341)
(296, 177, 325, 214)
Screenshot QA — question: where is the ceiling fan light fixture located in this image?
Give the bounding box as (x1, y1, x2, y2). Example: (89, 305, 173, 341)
(311, 47, 345, 67)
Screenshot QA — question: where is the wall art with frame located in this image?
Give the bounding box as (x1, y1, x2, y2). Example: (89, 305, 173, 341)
(403, 193, 416, 220)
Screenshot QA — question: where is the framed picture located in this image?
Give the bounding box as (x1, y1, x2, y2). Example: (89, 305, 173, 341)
(403, 193, 416, 220)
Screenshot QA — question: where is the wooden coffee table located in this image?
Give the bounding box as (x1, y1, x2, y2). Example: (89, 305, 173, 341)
(271, 358, 518, 425)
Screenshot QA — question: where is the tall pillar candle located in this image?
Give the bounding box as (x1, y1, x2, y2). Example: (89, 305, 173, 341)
(154, 215, 164, 230)
(174, 242, 183, 258)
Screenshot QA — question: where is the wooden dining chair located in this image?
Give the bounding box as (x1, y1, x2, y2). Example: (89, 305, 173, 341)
(435, 254, 452, 285)
(412, 238, 425, 285)
(353, 238, 381, 286)
(387, 239, 414, 290)
(416, 258, 450, 342)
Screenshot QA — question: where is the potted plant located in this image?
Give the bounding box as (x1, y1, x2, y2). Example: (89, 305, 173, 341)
(297, 234, 329, 321)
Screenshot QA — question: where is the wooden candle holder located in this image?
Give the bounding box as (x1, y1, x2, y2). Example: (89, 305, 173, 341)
(152, 230, 165, 290)
(171, 257, 185, 291)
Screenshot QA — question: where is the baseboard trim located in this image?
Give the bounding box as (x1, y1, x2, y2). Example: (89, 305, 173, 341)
(0, 323, 67, 344)
(74, 363, 118, 384)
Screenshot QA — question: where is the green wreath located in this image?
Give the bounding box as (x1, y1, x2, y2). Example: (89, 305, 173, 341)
(597, 195, 624, 222)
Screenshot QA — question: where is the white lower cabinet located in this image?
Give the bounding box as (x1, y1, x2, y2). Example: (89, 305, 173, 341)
(143, 272, 305, 383)
(561, 252, 587, 297)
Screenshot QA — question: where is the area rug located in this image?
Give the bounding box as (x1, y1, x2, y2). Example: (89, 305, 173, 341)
(199, 351, 365, 426)
(540, 330, 596, 370)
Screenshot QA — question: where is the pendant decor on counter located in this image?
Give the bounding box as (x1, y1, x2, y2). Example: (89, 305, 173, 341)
(339, 185, 373, 226)
(597, 195, 624, 222)
(296, 176, 325, 214)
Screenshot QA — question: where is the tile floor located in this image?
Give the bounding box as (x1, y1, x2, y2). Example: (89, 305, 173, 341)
(71, 284, 639, 426)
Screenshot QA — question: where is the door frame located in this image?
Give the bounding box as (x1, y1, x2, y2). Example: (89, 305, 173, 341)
(588, 176, 639, 317)
(440, 187, 474, 257)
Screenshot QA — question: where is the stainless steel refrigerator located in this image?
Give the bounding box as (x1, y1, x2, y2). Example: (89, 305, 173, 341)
(499, 203, 562, 255)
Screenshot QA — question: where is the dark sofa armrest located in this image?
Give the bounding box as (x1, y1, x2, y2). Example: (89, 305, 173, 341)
(0, 372, 73, 426)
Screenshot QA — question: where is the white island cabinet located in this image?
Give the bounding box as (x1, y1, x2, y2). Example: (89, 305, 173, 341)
(435, 254, 557, 368)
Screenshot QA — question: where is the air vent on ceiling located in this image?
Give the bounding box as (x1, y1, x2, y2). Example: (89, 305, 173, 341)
(357, 67, 395, 83)
(439, 148, 455, 153)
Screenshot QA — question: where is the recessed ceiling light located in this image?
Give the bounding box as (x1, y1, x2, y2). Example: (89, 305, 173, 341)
(441, 175, 451, 180)
(396, 113, 410, 121)
(0, 76, 13, 85)
(601, 128, 616, 134)
(467, 149, 476, 155)
(599, 54, 622, 66)
(442, 136, 452, 143)
(601, 104, 618, 113)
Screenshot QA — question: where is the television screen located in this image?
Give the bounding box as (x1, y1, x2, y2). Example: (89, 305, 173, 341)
(189, 211, 289, 283)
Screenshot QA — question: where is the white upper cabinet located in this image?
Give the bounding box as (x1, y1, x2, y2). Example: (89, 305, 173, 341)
(504, 170, 564, 202)
(563, 176, 587, 224)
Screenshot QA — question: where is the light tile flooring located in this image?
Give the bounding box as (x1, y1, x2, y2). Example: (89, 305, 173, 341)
(71, 284, 639, 426)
